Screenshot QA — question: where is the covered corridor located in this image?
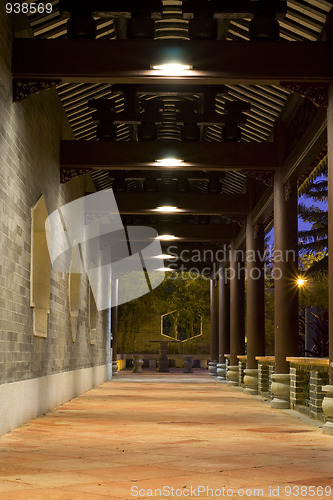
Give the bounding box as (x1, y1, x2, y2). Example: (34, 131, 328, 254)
(1, 372, 333, 500)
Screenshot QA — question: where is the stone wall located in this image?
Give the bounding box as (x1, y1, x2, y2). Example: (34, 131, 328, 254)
(0, 3, 110, 392)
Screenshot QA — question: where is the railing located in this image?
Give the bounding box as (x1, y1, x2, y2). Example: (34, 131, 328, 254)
(256, 356, 275, 399)
(286, 357, 329, 421)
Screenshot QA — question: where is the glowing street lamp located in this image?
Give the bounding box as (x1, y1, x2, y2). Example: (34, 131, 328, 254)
(296, 277, 307, 288)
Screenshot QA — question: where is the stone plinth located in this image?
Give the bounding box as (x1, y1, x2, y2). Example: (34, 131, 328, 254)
(208, 360, 218, 376)
(216, 363, 226, 381)
(271, 373, 290, 409)
(244, 368, 259, 395)
(322, 385, 333, 435)
(227, 365, 239, 386)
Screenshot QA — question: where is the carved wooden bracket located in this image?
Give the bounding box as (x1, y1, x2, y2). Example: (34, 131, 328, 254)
(284, 180, 292, 201)
(228, 215, 246, 227)
(245, 170, 273, 186)
(13, 79, 60, 102)
(280, 82, 328, 108)
(60, 168, 92, 184)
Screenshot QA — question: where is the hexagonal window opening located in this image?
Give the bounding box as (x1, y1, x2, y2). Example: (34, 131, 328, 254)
(161, 310, 202, 343)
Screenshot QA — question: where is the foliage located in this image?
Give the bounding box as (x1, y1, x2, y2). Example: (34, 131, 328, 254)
(117, 273, 210, 353)
(299, 169, 328, 254)
(305, 310, 329, 358)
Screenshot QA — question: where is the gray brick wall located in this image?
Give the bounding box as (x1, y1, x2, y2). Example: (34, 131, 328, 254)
(0, 3, 110, 385)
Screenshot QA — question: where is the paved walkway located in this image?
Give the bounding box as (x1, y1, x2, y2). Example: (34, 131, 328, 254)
(1, 370, 333, 500)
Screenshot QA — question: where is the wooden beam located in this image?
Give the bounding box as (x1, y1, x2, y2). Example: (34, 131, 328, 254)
(107, 170, 227, 180)
(114, 192, 250, 215)
(12, 39, 333, 85)
(60, 140, 280, 171)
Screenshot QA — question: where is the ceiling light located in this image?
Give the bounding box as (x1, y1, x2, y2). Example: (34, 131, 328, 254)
(157, 234, 179, 241)
(155, 206, 179, 213)
(155, 158, 184, 167)
(153, 254, 177, 259)
(156, 267, 174, 272)
(151, 63, 192, 76)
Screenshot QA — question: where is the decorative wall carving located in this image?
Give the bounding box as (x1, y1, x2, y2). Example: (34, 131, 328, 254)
(280, 82, 328, 108)
(13, 79, 60, 102)
(60, 168, 91, 184)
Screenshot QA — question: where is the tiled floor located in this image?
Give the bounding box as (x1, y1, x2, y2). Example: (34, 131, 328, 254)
(0, 370, 333, 499)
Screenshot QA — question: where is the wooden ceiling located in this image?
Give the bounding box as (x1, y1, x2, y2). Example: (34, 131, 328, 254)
(16, 0, 332, 255)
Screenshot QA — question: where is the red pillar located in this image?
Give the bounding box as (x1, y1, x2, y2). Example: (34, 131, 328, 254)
(229, 242, 245, 366)
(273, 171, 298, 375)
(328, 83, 333, 384)
(246, 220, 265, 369)
(210, 278, 219, 361)
(218, 268, 230, 363)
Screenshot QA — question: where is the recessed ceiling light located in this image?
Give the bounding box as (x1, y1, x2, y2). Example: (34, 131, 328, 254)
(155, 158, 184, 168)
(157, 234, 179, 241)
(154, 205, 179, 214)
(151, 63, 192, 76)
(153, 254, 177, 259)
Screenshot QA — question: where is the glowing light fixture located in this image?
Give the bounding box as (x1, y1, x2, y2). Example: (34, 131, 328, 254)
(151, 63, 192, 76)
(154, 197, 180, 214)
(155, 158, 184, 168)
(155, 205, 179, 213)
(296, 277, 307, 287)
(153, 254, 177, 259)
(157, 234, 179, 241)
(156, 267, 174, 272)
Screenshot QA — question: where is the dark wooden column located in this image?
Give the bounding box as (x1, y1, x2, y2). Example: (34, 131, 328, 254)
(111, 279, 119, 364)
(246, 219, 265, 369)
(229, 242, 245, 366)
(328, 83, 333, 385)
(210, 278, 219, 361)
(273, 171, 298, 374)
(218, 269, 230, 363)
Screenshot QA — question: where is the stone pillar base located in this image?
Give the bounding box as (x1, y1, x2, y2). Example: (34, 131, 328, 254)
(244, 368, 258, 395)
(216, 363, 226, 381)
(227, 365, 239, 386)
(322, 386, 333, 435)
(271, 373, 290, 409)
(183, 356, 193, 373)
(208, 360, 218, 376)
(132, 354, 144, 373)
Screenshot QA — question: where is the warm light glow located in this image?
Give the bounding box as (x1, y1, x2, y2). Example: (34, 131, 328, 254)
(154, 205, 179, 213)
(156, 267, 174, 272)
(151, 63, 192, 76)
(297, 278, 307, 287)
(157, 234, 179, 241)
(155, 158, 184, 168)
(153, 254, 177, 259)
